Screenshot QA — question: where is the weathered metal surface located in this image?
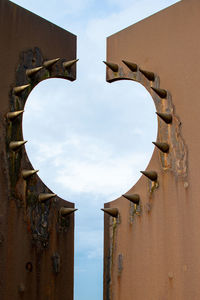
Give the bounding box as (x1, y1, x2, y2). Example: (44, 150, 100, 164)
(104, 0, 200, 299)
(0, 1, 76, 299)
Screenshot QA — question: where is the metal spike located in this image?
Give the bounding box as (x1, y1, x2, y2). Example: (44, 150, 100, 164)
(9, 141, 27, 151)
(156, 112, 172, 124)
(122, 194, 140, 205)
(153, 142, 169, 153)
(101, 208, 119, 218)
(22, 169, 39, 179)
(13, 84, 30, 95)
(43, 58, 60, 68)
(151, 87, 167, 98)
(103, 61, 119, 72)
(7, 110, 24, 120)
(38, 193, 56, 202)
(63, 59, 79, 69)
(122, 60, 137, 72)
(26, 66, 43, 77)
(139, 68, 155, 81)
(140, 171, 158, 181)
(60, 207, 77, 216)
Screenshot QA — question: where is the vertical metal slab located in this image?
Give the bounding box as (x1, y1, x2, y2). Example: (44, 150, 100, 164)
(0, 1, 77, 299)
(104, 0, 200, 299)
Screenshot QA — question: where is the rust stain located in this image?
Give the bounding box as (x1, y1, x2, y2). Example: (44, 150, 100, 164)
(155, 93, 188, 178)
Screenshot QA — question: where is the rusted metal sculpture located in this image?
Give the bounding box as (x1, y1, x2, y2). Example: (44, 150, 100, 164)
(2, 0, 199, 299)
(103, 0, 200, 299)
(0, 1, 77, 299)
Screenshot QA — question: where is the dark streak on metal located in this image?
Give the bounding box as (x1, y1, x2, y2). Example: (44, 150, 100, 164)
(118, 254, 123, 276)
(0, 233, 4, 245)
(129, 202, 137, 224)
(52, 253, 61, 274)
(105, 249, 111, 300)
(57, 212, 71, 233)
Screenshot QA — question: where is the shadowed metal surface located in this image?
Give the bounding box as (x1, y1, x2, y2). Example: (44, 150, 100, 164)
(0, 1, 76, 299)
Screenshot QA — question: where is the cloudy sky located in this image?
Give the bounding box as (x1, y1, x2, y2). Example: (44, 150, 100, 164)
(10, 0, 180, 299)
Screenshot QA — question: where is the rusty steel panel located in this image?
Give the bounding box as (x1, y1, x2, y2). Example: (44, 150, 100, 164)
(0, 1, 77, 299)
(104, 0, 200, 299)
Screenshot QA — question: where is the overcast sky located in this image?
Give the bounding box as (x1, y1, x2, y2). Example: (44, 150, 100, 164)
(10, 0, 180, 299)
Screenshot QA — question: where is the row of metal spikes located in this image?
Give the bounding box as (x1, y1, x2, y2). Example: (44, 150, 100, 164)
(104, 60, 170, 98)
(12, 58, 79, 95)
(8, 58, 79, 218)
(103, 60, 173, 150)
(10, 165, 76, 216)
(101, 170, 158, 218)
(102, 60, 173, 218)
(7, 116, 77, 217)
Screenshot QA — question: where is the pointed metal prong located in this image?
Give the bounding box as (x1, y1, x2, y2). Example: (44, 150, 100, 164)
(22, 169, 39, 179)
(9, 141, 27, 151)
(156, 112, 172, 124)
(151, 87, 167, 98)
(63, 59, 79, 69)
(43, 58, 60, 68)
(101, 208, 119, 218)
(26, 66, 43, 77)
(13, 84, 30, 95)
(140, 171, 158, 181)
(103, 61, 119, 72)
(139, 68, 155, 81)
(60, 207, 77, 216)
(38, 193, 56, 202)
(153, 142, 169, 153)
(122, 194, 140, 205)
(122, 60, 137, 72)
(7, 110, 24, 120)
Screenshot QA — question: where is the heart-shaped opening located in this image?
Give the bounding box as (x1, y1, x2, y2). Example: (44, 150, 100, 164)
(23, 78, 157, 200)
(23, 77, 157, 299)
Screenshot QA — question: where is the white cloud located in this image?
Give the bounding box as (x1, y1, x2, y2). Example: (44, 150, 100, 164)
(56, 151, 147, 197)
(25, 132, 153, 202)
